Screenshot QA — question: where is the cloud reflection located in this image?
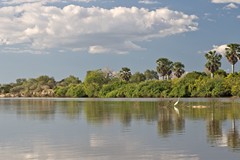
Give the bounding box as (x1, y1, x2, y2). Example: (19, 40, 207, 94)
(0, 134, 201, 160)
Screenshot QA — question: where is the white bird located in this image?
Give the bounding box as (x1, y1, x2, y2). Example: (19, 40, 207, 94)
(174, 106, 180, 115)
(174, 97, 180, 106)
(173, 97, 180, 115)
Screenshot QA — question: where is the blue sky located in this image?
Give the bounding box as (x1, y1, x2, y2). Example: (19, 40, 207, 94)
(0, 0, 239, 83)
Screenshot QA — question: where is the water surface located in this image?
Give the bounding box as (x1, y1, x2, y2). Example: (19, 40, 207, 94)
(0, 98, 240, 160)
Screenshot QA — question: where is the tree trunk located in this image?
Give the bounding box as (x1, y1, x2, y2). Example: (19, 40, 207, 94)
(211, 73, 214, 79)
(232, 119, 236, 130)
(159, 75, 162, 80)
(232, 64, 235, 74)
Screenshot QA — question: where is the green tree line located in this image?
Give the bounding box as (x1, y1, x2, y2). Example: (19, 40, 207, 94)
(0, 43, 239, 98)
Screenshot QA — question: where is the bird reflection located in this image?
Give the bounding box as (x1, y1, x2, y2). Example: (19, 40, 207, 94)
(173, 97, 180, 115)
(174, 106, 180, 115)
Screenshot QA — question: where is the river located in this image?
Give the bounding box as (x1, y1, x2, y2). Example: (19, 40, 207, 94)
(0, 98, 239, 160)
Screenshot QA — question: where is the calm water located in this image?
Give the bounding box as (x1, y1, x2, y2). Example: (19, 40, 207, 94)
(0, 98, 240, 160)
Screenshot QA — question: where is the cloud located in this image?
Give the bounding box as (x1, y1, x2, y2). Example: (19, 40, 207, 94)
(237, 15, 240, 18)
(88, 41, 145, 54)
(212, 44, 228, 55)
(1, 0, 57, 5)
(88, 45, 110, 54)
(72, 0, 94, 2)
(0, 3, 198, 54)
(1, 0, 94, 5)
(211, 0, 240, 3)
(138, 0, 159, 4)
(223, 3, 238, 9)
(203, 13, 216, 22)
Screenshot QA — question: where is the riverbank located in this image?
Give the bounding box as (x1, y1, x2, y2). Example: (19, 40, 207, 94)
(1, 72, 240, 98)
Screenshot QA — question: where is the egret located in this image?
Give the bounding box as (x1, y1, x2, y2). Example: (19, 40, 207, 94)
(174, 97, 180, 106)
(173, 97, 180, 115)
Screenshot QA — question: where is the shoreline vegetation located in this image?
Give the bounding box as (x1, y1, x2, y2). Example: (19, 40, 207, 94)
(0, 71, 239, 98)
(1, 43, 240, 98)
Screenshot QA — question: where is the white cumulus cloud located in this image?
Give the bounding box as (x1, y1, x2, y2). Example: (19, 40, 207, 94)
(211, 0, 240, 4)
(0, 3, 198, 54)
(212, 44, 228, 55)
(223, 3, 238, 9)
(1, 0, 94, 5)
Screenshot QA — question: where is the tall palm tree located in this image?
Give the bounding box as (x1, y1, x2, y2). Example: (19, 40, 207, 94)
(156, 58, 173, 80)
(172, 62, 185, 78)
(225, 43, 240, 74)
(205, 51, 222, 78)
(119, 67, 132, 82)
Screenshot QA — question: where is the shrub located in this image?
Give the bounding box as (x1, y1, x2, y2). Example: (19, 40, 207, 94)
(66, 84, 86, 97)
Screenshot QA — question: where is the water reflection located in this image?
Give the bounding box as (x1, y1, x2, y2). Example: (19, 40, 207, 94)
(0, 98, 240, 159)
(0, 99, 83, 120)
(157, 106, 185, 137)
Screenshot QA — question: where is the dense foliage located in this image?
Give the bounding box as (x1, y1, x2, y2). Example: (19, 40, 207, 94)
(0, 43, 240, 98)
(1, 71, 240, 98)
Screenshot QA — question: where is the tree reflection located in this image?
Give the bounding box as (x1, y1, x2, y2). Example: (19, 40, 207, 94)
(84, 101, 113, 124)
(227, 100, 240, 150)
(157, 107, 174, 137)
(119, 106, 132, 126)
(0, 99, 84, 120)
(157, 104, 185, 137)
(207, 113, 223, 146)
(16, 99, 56, 120)
(57, 101, 83, 119)
(174, 114, 185, 133)
(83, 101, 160, 125)
(205, 101, 223, 146)
(227, 119, 240, 150)
(2, 98, 240, 152)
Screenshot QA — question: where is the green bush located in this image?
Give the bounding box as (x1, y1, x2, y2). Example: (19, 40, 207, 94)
(99, 80, 126, 97)
(105, 83, 137, 98)
(84, 83, 101, 97)
(169, 79, 191, 97)
(192, 77, 230, 97)
(169, 72, 207, 97)
(134, 80, 172, 98)
(66, 84, 86, 97)
(54, 86, 68, 97)
(225, 73, 240, 96)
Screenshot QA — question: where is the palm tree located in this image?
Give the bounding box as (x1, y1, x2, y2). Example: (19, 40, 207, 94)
(156, 58, 173, 80)
(205, 51, 222, 78)
(119, 67, 132, 82)
(225, 43, 240, 74)
(172, 62, 185, 78)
